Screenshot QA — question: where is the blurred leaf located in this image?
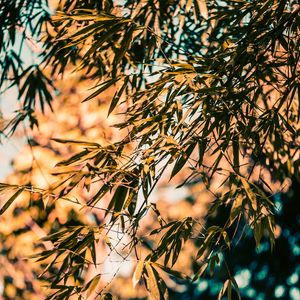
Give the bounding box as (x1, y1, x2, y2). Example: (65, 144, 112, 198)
(100, 293, 116, 300)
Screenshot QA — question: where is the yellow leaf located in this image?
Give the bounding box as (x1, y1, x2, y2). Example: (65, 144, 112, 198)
(222, 39, 235, 51)
(0, 188, 24, 215)
(132, 260, 144, 287)
(143, 164, 150, 174)
(145, 262, 160, 300)
(218, 279, 230, 300)
(103, 234, 112, 250)
(86, 274, 101, 298)
(124, 190, 136, 209)
(241, 177, 256, 209)
(229, 194, 243, 225)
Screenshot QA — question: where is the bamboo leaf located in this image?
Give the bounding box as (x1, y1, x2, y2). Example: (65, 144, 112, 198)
(0, 188, 24, 215)
(153, 262, 188, 279)
(229, 194, 243, 225)
(222, 231, 231, 249)
(170, 142, 197, 179)
(83, 77, 120, 103)
(52, 138, 100, 147)
(241, 177, 256, 208)
(124, 190, 136, 210)
(145, 262, 160, 300)
(132, 260, 144, 287)
(84, 274, 101, 298)
(218, 279, 230, 300)
(193, 262, 208, 281)
(106, 184, 128, 215)
(103, 234, 112, 250)
(108, 76, 129, 116)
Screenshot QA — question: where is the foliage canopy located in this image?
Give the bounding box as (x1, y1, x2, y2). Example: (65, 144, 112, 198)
(0, 0, 299, 299)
